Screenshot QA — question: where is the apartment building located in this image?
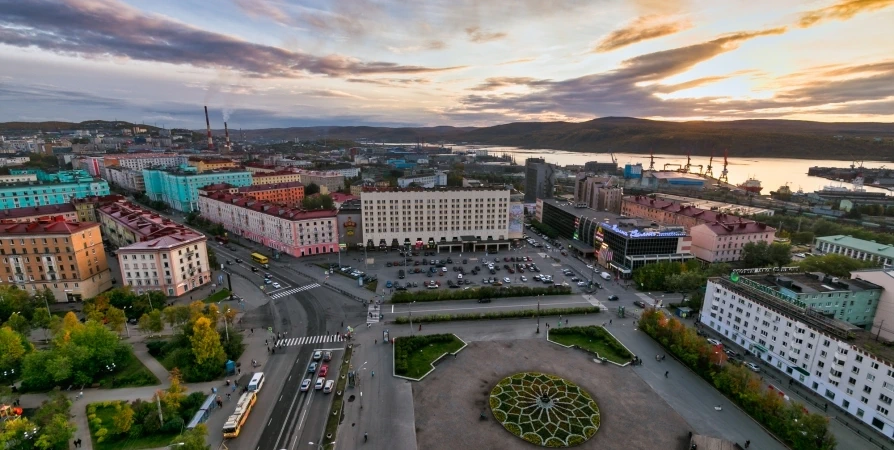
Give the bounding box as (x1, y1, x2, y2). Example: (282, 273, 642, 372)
(71, 195, 126, 223)
(117, 228, 210, 297)
(0, 178, 110, 210)
(397, 171, 447, 188)
(0, 204, 78, 223)
(96, 200, 176, 247)
(0, 220, 113, 302)
(143, 167, 252, 212)
(198, 192, 338, 257)
(573, 175, 623, 213)
(299, 171, 345, 194)
(238, 182, 305, 206)
(0, 173, 38, 184)
(105, 153, 187, 171)
(104, 166, 146, 192)
(815, 235, 894, 266)
(702, 275, 894, 439)
(622, 195, 755, 231)
(851, 269, 894, 342)
(690, 221, 776, 263)
(252, 170, 302, 186)
(187, 157, 238, 173)
(360, 187, 512, 252)
(524, 158, 556, 203)
(243, 163, 279, 174)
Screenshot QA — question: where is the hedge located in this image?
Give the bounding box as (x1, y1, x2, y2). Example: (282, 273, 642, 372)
(393, 306, 600, 324)
(394, 333, 458, 376)
(549, 326, 633, 362)
(390, 285, 571, 303)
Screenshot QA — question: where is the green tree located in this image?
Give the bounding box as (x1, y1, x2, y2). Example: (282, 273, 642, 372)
(105, 306, 126, 335)
(0, 285, 33, 324)
(798, 254, 877, 277)
(114, 401, 135, 434)
(768, 242, 793, 267)
(4, 312, 30, 336)
(665, 271, 706, 293)
(207, 248, 219, 269)
(0, 326, 27, 380)
(31, 308, 52, 341)
(741, 241, 771, 267)
(32, 391, 75, 450)
(173, 423, 211, 450)
(190, 317, 226, 374)
(138, 310, 164, 335)
(305, 182, 320, 196)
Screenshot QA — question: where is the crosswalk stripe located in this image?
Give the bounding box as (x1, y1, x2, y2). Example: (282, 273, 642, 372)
(274, 334, 346, 348)
(270, 283, 321, 299)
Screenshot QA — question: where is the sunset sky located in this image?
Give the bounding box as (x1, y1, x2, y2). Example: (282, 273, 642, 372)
(1, 0, 893, 129)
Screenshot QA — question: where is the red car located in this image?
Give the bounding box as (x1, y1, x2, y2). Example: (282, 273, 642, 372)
(319, 364, 329, 377)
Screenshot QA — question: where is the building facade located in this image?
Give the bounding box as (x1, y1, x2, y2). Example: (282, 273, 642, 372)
(690, 221, 776, 263)
(337, 200, 363, 250)
(143, 168, 253, 212)
(71, 195, 126, 223)
(187, 157, 238, 173)
(0, 173, 38, 184)
(815, 235, 894, 266)
(198, 192, 338, 257)
(252, 170, 302, 186)
(0, 178, 110, 210)
(622, 195, 753, 231)
(360, 187, 512, 251)
(0, 220, 113, 302)
(852, 270, 894, 342)
(237, 182, 305, 207)
(300, 171, 345, 194)
(104, 166, 146, 192)
(573, 175, 622, 213)
(702, 275, 894, 439)
(397, 171, 447, 188)
(0, 204, 78, 223)
(117, 230, 210, 297)
(105, 153, 187, 171)
(524, 158, 555, 203)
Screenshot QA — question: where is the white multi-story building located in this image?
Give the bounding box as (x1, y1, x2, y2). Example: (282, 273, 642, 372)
(106, 153, 188, 171)
(815, 235, 894, 267)
(299, 170, 345, 194)
(702, 275, 894, 438)
(397, 171, 447, 188)
(0, 156, 31, 167)
(360, 187, 511, 251)
(0, 173, 38, 184)
(198, 192, 338, 258)
(104, 166, 145, 192)
(690, 221, 776, 263)
(117, 231, 210, 297)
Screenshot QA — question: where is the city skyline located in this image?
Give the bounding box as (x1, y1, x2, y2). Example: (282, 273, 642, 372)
(1, 0, 893, 128)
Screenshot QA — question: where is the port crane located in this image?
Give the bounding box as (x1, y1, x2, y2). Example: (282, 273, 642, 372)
(681, 152, 692, 173)
(704, 153, 714, 178)
(718, 149, 729, 184)
(664, 163, 682, 171)
(648, 150, 655, 171)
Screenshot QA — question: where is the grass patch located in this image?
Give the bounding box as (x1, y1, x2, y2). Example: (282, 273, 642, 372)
(321, 344, 353, 450)
(550, 326, 633, 364)
(395, 334, 463, 379)
(89, 403, 177, 450)
(202, 289, 231, 303)
(364, 279, 378, 292)
(93, 348, 160, 389)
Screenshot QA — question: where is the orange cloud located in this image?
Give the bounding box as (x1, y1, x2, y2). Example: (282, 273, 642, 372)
(593, 15, 692, 53)
(798, 0, 894, 27)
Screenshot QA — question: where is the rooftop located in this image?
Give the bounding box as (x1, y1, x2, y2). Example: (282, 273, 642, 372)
(698, 221, 775, 236)
(238, 182, 304, 193)
(542, 198, 687, 238)
(816, 235, 894, 259)
(145, 167, 249, 176)
(98, 200, 203, 241)
(71, 194, 127, 205)
(0, 203, 76, 219)
(201, 192, 337, 221)
(0, 218, 98, 235)
(653, 193, 774, 216)
(745, 272, 881, 295)
(252, 170, 300, 178)
(625, 195, 755, 225)
(361, 186, 509, 194)
(119, 230, 206, 251)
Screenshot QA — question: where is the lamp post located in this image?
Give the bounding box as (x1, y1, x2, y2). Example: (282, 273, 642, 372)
(536, 297, 541, 334)
(145, 291, 154, 310)
(123, 306, 132, 338)
(218, 302, 230, 342)
(409, 301, 415, 336)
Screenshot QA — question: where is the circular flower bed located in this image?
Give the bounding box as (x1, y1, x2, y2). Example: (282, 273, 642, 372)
(490, 372, 600, 447)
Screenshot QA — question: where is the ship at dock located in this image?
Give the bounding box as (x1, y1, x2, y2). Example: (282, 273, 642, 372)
(737, 177, 763, 194)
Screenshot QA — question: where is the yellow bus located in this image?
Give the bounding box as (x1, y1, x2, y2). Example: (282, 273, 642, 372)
(250, 253, 269, 267)
(222, 391, 256, 438)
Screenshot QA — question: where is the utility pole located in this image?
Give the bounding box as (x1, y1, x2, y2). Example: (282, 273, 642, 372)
(155, 391, 164, 425)
(409, 301, 415, 336)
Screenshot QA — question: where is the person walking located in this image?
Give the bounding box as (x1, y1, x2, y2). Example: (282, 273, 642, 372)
(664, 371, 669, 378)
(744, 440, 750, 448)
(609, 319, 612, 325)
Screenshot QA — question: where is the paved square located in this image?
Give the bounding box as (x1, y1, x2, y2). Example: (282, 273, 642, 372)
(412, 339, 692, 450)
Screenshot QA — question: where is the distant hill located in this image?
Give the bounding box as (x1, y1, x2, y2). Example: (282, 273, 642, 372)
(0, 120, 162, 133)
(4, 117, 894, 160)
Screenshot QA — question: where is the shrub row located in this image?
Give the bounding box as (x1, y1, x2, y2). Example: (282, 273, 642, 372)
(394, 333, 456, 375)
(390, 285, 572, 303)
(550, 326, 632, 360)
(393, 306, 600, 324)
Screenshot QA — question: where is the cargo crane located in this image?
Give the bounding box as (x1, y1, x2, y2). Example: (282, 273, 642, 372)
(718, 150, 729, 184)
(664, 163, 682, 171)
(704, 153, 714, 179)
(681, 152, 692, 173)
(648, 150, 655, 171)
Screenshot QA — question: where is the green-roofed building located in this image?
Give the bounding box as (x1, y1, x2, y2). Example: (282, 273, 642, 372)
(814, 235, 894, 266)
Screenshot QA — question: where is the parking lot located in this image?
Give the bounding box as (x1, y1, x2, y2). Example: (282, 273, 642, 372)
(333, 231, 611, 299)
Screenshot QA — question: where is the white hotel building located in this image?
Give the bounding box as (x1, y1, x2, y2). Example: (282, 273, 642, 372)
(702, 275, 894, 438)
(360, 187, 515, 252)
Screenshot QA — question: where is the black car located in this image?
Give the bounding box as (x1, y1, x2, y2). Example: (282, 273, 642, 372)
(251, 267, 259, 272)
(446, 258, 453, 264)
(477, 298, 492, 303)
(235, 258, 243, 263)
(633, 300, 647, 308)
(607, 295, 619, 301)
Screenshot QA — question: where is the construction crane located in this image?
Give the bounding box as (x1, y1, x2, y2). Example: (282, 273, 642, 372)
(609, 152, 617, 166)
(718, 149, 729, 184)
(648, 150, 655, 171)
(681, 152, 692, 173)
(704, 153, 714, 179)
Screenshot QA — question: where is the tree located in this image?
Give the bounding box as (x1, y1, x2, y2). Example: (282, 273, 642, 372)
(4, 312, 30, 336)
(0, 285, 33, 324)
(207, 248, 218, 269)
(768, 242, 793, 267)
(113, 402, 135, 435)
(190, 317, 226, 374)
(799, 254, 877, 277)
(0, 326, 27, 380)
(138, 310, 164, 335)
(173, 423, 211, 450)
(32, 391, 76, 450)
(741, 241, 771, 268)
(305, 182, 320, 196)
(105, 306, 127, 335)
(31, 308, 52, 341)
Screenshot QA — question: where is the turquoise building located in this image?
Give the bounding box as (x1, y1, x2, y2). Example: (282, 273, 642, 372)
(10, 169, 96, 183)
(143, 166, 252, 212)
(0, 175, 110, 210)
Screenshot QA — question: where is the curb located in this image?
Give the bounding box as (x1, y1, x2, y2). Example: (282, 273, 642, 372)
(392, 333, 468, 382)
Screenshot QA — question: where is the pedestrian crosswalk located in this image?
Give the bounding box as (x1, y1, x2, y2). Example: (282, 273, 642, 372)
(269, 283, 320, 299)
(276, 334, 346, 347)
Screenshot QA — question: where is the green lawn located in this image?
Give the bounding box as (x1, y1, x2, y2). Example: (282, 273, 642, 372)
(202, 289, 231, 303)
(89, 403, 177, 450)
(402, 336, 464, 379)
(550, 328, 633, 364)
(94, 349, 160, 389)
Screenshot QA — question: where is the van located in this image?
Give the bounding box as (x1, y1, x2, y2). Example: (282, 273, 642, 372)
(248, 372, 265, 392)
(398, 269, 405, 279)
(600, 272, 612, 281)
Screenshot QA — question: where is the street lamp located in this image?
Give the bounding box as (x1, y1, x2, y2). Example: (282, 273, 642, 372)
(123, 306, 132, 338)
(145, 291, 154, 310)
(218, 302, 230, 342)
(409, 301, 416, 336)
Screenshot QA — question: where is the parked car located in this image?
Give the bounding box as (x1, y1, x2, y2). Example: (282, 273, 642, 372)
(300, 378, 312, 392)
(313, 350, 322, 360)
(503, 277, 511, 284)
(385, 280, 393, 288)
(323, 379, 335, 394)
(745, 362, 761, 373)
(707, 338, 722, 346)
(477, 298, 492, 303)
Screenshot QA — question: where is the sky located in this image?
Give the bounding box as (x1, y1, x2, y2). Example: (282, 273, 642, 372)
(1, 0, 893, 129)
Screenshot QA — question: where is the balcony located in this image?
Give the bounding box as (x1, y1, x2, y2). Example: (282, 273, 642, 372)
(828, 372, 841, 383)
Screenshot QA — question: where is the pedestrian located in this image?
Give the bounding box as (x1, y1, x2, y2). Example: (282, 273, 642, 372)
(744, 440, 750, 448)
(265, 339, 268, 346)
(375, 339, 377, 344)
(418, 324, 422, 331)
(237, 367, 241, 374)
(78, 391, 83, 399)
(565, 319, 568, 325)
(665, 371, 669, 378)
(272, 347, 276, 354)
(226, 393, 231, 401)
(267, 346, 270, 353)
(341, 321, 344, 327)
(250, 328, 253, 334)
(454, 353, 457, 359)
(231, 384, 236, 393)
(609, 319, 612, 325)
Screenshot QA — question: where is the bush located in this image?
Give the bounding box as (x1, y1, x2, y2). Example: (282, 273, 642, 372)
(146, 340, 166, 357)
(394, 334, 457, 375)
(390, 285, 571, 303)
(394, 306, 600, 324)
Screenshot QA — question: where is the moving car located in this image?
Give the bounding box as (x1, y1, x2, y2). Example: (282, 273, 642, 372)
(313, 350, 322, 361)
(323, 351, 332, 361)
(319, 364, 329, 377)
(633, 300, 647, 308)
(235, 258, 243, 263)
(300, 378, 312, 392)
(272, 282, 281, 289)
(745, 362, 761, 373)
(308, 362, 318, 373)
(607, 295, 619, 301)
(323, 379, 335, 394)
(707, 338, 722, 346)
(315, 377, 325, 390)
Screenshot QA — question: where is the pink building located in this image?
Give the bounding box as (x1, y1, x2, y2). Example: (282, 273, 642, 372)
(117, 229, 211, 297)
(198, 192, 338, 258)
(690, 221, 776, 263)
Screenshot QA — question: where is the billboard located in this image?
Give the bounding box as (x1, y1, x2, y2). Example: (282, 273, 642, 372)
(508, 204, 524, 234)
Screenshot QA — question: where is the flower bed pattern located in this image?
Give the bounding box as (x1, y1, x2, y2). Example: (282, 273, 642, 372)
(490, 372, 600, 447)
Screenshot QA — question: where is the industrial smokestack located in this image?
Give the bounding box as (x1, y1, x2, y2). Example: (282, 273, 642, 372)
(224, 122, 231, 152)
(204, 106, 213, 150)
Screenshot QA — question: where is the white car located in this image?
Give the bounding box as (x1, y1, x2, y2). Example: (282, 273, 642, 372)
(457, 274, 463, 280)
(520, 276, 527, 282)
(272, 282, 281, 289)
(707, 338, 721, 346)
(586, 264, 594, 269)
(442, 267, 448, 272)
(577, 281, 586, 286)
(323, 379, 335, 394)
(313, 350, 322, 361)
(300, 378, 312, 392)
(503, 277, 511, 284)
(315, 377, 325, 390)
(745, 362, 761, 373)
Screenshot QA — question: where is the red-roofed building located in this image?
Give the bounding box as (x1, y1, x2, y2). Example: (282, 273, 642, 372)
(0, 219, 113, 302)
(329, 192, 358, 207)
(622, 195, 752, 230)
(690, 221, 776, 263)
(0, 203, 78, 223)
(252, 170, 301, 186)
(198, 192, 338, 257)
